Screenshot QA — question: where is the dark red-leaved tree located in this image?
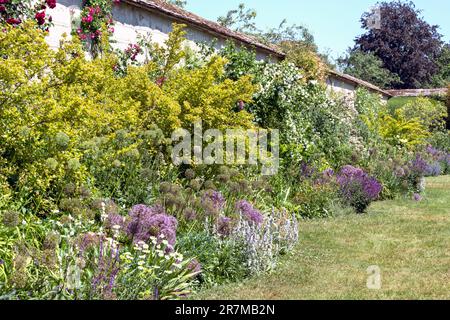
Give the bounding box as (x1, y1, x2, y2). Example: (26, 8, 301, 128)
(355, 1, 443, 89)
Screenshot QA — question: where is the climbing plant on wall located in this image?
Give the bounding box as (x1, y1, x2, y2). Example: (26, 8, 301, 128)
(76, 0, 120, 56)
(0, 0, 56, 29)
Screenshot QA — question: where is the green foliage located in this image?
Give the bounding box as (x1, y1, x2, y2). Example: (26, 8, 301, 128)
(377, 110, 429, 149)
(116, 240, 199, 300)
(0, 22, 255, 212)
(280, 41, 327, 81)
(219, 41, 261, 81)
(400, 97, 447, 131)
(217, 3, 258, 34)
(388, 96, 420, 111)
(427, 131, 450, 152)
(356, 90, 429, 150)
(177, 232, 248, 287)
(338, 50, 401, 89)
(251, 61, 353, 165)
(291, 180, 336, 218)
(430, 44, 450, 87)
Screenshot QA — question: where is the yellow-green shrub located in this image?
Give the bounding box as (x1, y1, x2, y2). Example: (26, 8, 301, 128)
(280, 41, 327, 82)
(0, 22, 256, 211)
(400, 97, 447, 131)
(161, 56, 255, 131)
(377, 110, 429, 149)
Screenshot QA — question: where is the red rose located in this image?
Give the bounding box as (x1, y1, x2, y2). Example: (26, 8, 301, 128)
(46, 0, 57, 9)
(35, 11, 46, 25)
(6, 18, 21, 25)
(0, 5, 6, 12)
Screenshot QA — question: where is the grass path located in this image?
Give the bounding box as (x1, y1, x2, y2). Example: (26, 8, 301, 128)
(195, 176, 450, 300)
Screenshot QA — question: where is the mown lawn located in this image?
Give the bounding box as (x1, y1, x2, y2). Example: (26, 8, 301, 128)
(194, 176, 450, 300)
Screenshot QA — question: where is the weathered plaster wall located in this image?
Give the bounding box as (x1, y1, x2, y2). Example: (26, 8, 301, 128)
(326, 76, 357, 101)
(46, 1, 276, 61)
(326, 76, 390, 104)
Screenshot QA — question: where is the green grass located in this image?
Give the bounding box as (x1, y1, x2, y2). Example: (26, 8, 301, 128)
(194, 176, 450, 300)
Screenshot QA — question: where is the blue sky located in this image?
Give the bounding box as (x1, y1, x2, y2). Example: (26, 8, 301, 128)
(185, 0, 450, 60)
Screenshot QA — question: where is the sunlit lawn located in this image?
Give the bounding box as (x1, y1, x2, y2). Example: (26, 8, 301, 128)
(194, 176, 450, 300)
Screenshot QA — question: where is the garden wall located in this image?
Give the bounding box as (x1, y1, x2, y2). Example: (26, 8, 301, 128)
(47, 0, 276, 61)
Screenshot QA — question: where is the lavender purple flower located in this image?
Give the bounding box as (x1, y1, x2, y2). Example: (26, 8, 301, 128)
(91, 237, 120, 300)
(425, 162, 442, 177)
(300, 161, 316, 179)
(337, 165, 382, 213)
(409, 155, 428, 178)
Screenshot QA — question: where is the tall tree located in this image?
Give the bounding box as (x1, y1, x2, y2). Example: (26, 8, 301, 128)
(217, 3, 332, 79)
(165, 0, 187, 8)
(338, 49, 401, 89)
(355, 1, 443, 89)
(430, 44, 450, 87)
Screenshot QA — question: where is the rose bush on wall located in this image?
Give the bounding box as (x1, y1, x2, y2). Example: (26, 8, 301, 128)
(0, 0, 55, 28)
(75, 0, 120, 56)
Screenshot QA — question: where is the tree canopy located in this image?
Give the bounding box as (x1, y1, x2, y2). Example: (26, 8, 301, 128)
(354, 1, 443, 89)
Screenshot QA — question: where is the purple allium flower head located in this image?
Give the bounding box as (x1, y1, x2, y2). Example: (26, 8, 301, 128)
(127, 204, 177, 246)
(413, 193, 423, 202)
(202, 190, 226, 211)
(236, 200, 264, 225)
(217, 216, 232, 237)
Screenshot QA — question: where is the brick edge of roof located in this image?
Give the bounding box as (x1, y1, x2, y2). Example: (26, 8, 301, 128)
(122, 0, 286, 58)
(328, 70, 393, 97)
(386, 88, 448, 97)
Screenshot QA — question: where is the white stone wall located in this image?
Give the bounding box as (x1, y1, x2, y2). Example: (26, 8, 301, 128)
(46, 1, 276, 61)
(326, 76, 390, 104)
(46, 0, 81, 49)
(326, 76, 357, 101)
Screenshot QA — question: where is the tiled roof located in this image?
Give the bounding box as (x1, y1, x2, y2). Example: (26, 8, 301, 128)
(328, 70, 393, 97)
(122, 0, 285, 58)
(386, 88, 448, 97)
